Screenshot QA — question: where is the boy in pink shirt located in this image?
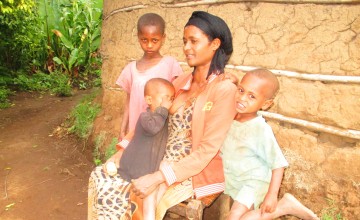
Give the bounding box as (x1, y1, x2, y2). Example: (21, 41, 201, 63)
(116, 13, 182, 138)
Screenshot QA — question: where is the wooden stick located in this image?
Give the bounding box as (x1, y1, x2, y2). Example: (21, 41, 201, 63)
(106, 86, 122, 91)
(259, 111, 360, 140)
(179, 62, 360, 83)
(104, 5, 147, 20)
(225, 64, 360, 84)
(161, 0, 360, 7)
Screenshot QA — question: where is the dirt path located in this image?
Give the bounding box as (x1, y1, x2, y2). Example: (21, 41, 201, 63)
(0, 91, 95, 220)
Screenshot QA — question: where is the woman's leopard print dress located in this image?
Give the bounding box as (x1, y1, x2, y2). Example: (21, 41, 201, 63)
(155, 100, 196, 220)
(164, 99, 194, 163)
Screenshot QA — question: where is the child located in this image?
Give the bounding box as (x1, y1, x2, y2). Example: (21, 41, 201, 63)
(116, 13, 183, 139)
(109, 78, 175, 220)
(221, 69, 319, 220)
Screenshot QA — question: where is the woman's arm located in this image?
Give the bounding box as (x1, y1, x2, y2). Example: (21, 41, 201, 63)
(167, 82, 237, 183)
(131, 171, 165, 198)
(133, 81, 237, 194)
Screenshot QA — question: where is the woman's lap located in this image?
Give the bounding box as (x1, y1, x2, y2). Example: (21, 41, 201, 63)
(88, 166, 134, 220)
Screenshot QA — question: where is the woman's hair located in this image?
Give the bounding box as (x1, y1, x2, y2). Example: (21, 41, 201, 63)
(137, 13, 166, 35)
(185, 11, 233, 79)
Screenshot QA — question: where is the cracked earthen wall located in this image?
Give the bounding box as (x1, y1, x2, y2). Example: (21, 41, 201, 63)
(93, 1, 360, 218)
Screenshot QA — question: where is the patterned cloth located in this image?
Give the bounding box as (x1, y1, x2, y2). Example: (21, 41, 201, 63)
(88, 100, 195, 220)
(88, 166, 133, 220)
(156, 99, 196, 220)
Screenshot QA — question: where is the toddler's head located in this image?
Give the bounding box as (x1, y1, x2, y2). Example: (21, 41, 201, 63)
(137, 13, 166, 56)
(144, 78, 175, 112)
(235, 69, 279, 121)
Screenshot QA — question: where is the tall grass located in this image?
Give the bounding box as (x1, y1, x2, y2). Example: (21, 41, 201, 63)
(68, 89, 101, 139)
(93, 134, 117, 165)
(93, 132, 105, 165)
(104, 138, 118, 161)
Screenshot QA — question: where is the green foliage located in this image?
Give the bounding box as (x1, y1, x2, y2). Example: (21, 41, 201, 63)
(0, 86, 13, 108)
(12, 71, 72, 96)
(93, 132, 105, 165)
(92, 69, 102, 87)
(0, 0, 103, 93)
(44, 0, 102, 83)
(92, 136, 118, 165)
(104, 138, 118, 161)
(321, 199, 344, 220)
(0, 0, 34, 14)
(0, 5, 47, 72)
(68, 90, 101, 139)
(49, 72, 72, 96)
(13, 72, 52, 91)
(0, 69, 14, 86)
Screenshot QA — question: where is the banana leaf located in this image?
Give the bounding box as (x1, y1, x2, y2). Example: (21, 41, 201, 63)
(52, 29, 73, 50)
(68, 48, 79, 70)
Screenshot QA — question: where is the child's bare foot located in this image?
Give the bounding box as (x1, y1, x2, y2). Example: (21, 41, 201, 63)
(279, 193, 319, 220)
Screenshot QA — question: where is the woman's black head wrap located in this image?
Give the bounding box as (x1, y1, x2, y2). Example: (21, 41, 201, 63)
(185, 11, 233, 78)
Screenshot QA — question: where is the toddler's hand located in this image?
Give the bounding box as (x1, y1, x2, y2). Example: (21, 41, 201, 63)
(103, 149, 123, 175)
(105, 161, 117, 176)
(260, 193, 277, 215)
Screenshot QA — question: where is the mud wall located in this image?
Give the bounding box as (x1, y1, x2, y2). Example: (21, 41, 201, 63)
(93, 0, 360, 218)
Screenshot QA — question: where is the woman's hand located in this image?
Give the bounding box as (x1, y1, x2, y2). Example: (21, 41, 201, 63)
(131, 171, 165, 198)
(103, 149, 124, 173)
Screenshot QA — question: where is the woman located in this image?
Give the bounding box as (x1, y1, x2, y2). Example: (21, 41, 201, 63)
(88, 11, 237, 220)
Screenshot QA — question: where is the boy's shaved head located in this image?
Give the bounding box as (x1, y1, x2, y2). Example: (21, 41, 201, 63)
(246, 69, 279, 99)
(137, 13, 165, 34)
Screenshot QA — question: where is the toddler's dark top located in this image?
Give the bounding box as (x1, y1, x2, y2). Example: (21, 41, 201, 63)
(118, 106, 169, 182)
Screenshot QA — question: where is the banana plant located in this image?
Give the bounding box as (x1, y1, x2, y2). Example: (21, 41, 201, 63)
(45, 0, 102, 81)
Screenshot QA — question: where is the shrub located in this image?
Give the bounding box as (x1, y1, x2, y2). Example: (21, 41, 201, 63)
(0, 4, 47, 72)
(13, 71, 72, 96)
(49, 72, 72, 96)
(0, 86, 12, 108)
(13, 72, 51, 91)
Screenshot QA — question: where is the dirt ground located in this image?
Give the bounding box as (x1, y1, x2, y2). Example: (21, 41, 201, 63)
(0, 91, 94, 220)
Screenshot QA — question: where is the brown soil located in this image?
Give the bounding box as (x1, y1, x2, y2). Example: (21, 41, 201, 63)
(0, 91, 95, 220)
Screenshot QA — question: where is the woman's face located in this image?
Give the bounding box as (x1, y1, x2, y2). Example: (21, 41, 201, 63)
(183, 25, 216, 68)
